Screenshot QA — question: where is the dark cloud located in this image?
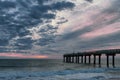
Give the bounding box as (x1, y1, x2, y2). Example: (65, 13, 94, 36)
(107, 0, 120, 13)
(0, 39, 9, 46)
(57, 18, 68, 24)
(61, 26, 92, 40)
(0, 0, 75, 52)
(55, 31, 120, 53)
(36, 25, 58, 46)
(52, 1, 75, 10)
(0, 1, 16, 9)
(0, 48, 8, 53)
(88, 32, 120, 46)
(85, 0, 93, 3)
(76, 32, 120, 51)
(9, 37, 34, 51)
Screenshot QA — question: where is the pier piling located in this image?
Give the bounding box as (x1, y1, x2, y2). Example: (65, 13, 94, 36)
(63, 49, 119, 68)
(98, 55, 101, 67)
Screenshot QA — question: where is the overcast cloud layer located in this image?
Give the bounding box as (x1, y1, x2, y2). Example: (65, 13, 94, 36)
(0, 0, 120, 58)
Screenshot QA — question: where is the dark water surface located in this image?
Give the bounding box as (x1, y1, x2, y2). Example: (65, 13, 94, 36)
(0, 59, 119, 80)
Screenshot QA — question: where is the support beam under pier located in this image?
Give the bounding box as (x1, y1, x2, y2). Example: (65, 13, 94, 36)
(112, 54, 115, 68)
(81, 56, 83, 63)
(84, 55, 87, 64)
(93, 55, 96, 67)
(98, 55, 101, 67)
(88, 55, 91, 64)
(106, 55, 109, 68)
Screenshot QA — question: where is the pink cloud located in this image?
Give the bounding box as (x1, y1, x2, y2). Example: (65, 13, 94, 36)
(80, 21, 120, 39)
(0, 53, 48, 59)
(58, 0, 112, 33)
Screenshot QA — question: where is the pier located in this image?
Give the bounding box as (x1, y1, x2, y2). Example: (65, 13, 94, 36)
(63, 49, 120, 68)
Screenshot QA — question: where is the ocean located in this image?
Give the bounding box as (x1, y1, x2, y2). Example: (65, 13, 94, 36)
(0, 58, 120, 80)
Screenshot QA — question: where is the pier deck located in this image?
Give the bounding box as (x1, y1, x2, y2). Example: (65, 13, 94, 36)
(63, 49, 120, 68)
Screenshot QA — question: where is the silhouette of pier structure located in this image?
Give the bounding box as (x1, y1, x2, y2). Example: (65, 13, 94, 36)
(63, 49, 120, 68)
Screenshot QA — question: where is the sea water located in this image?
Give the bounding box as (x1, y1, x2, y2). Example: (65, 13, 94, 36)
(0, 59, 119, 80)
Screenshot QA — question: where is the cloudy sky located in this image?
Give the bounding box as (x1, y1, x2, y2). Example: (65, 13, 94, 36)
(0, 0, 120, 59)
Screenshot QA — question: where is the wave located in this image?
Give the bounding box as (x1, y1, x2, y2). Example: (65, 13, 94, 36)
(0, 68, 120, 80)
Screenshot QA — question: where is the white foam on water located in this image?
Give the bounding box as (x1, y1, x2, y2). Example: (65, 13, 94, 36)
(0, 68, 120, 80)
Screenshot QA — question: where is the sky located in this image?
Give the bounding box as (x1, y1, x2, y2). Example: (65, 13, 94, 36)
(0, 0, 120, 59)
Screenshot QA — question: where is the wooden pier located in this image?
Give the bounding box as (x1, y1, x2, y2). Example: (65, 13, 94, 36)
(63, 49, 120, 68)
